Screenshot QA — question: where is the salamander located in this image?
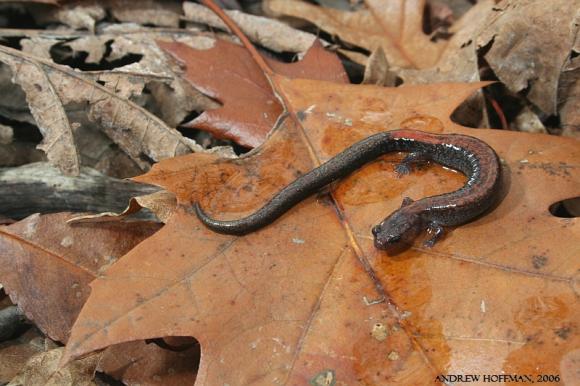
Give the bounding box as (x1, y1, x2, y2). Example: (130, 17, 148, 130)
(195, 129, 502, 249)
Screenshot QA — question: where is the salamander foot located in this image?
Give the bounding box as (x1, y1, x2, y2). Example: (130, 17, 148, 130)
(424, 222, 444, 247)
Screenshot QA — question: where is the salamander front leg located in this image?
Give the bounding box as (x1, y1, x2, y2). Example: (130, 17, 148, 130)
(395, 152, 431, 176)
(424, 221, 444, 247)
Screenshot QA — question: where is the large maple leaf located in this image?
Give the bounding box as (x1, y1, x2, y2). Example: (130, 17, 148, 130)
(62, 76, 579, 384)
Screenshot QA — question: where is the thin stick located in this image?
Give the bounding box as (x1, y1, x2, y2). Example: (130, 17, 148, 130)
(487, 96, 509, 130)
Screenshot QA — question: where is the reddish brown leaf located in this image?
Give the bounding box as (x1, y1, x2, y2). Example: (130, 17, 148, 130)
(62, 77, 579, 384)
(158, 39, 348, 148)
(0, 214, 198, 385)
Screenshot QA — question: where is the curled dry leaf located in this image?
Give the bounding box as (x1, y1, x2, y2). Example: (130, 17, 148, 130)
(264, 0, 446, 68)
(159, 38, 348, 147)
(477, 0, 579, 115)
(8, 347, 99, 386)
(183, 2, 322, 54)
(62, 77, 579, 384)
(397, 0, 495, 85)
(68, 190, 177, 224)
(0, 45, 200, 173)
(0, 46, 80, 175)
(362, 47, 398, 86)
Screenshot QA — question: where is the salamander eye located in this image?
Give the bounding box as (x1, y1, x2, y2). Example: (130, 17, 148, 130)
(371, 225, 381, 236)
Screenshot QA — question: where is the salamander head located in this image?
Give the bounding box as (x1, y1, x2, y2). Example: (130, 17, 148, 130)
(372, 210, 423, 250)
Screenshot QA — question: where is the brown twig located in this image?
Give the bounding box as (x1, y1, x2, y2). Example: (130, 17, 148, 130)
(487, 96, 509, 130)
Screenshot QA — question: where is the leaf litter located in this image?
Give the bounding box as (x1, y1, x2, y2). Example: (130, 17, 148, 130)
(0, 0, 578, 385)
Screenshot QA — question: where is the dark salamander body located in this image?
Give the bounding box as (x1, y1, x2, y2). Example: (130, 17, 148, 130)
(195, 129, 502, 249)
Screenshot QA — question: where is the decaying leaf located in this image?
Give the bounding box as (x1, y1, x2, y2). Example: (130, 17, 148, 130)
(111, 0, 183, 28)
(8, 347, 99, 386)
(159, 38, 348, 147)
(362, 47, 398, 87)
(0, 213, 198, 385)
(0, 46, 80, 175)
(558, 45, 579, 138)
(397, 0, 495, 85)
(34, 3, 105, 32)
(183, 2, 322, 54)
(265, 0, 446, 68)
(62, 77, 579, 384)
(477, 0, 579, 115)
(68, 190, 177, 224)
(0, 45, 200, 173)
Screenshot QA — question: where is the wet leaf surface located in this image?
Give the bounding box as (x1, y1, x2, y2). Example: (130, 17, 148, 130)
(160, 39, 348, 148)
(63, 78, 579, 384)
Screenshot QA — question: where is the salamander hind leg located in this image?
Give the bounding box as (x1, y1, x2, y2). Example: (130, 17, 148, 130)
(423, 221, 444, 248)
(395, 152, 431, 177)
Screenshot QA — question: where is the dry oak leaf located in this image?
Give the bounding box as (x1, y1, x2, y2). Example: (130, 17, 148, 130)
(63, 78, 579, 385)
(158, 38, 348, 148)
(396, 0, 496, 85)
(0, 45, 200, 173)
(183, 2, 322, 54)
(477, 0, 580, 115)
(0, 45, 80, 175)
(0, 213, 199, 385)
(265, 0, 446, 69)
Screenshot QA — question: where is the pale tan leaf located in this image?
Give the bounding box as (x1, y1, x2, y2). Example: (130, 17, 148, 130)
(0, 46, 81, 175)
(38, 4, 106, 32)
(362, 47, 398, 86)
(397, 0, 495, 85)
(265, 0, 445, 68)
(0, 45, 200, 171)
(477, 0, 579, 115)
(111, 0, 182, 28)
(20, 37, 57, 59)
(184, 2, 322, 54)
(66, 36, 108, 64)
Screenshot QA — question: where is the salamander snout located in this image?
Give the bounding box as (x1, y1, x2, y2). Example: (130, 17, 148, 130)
(372, 211, 422, 250)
